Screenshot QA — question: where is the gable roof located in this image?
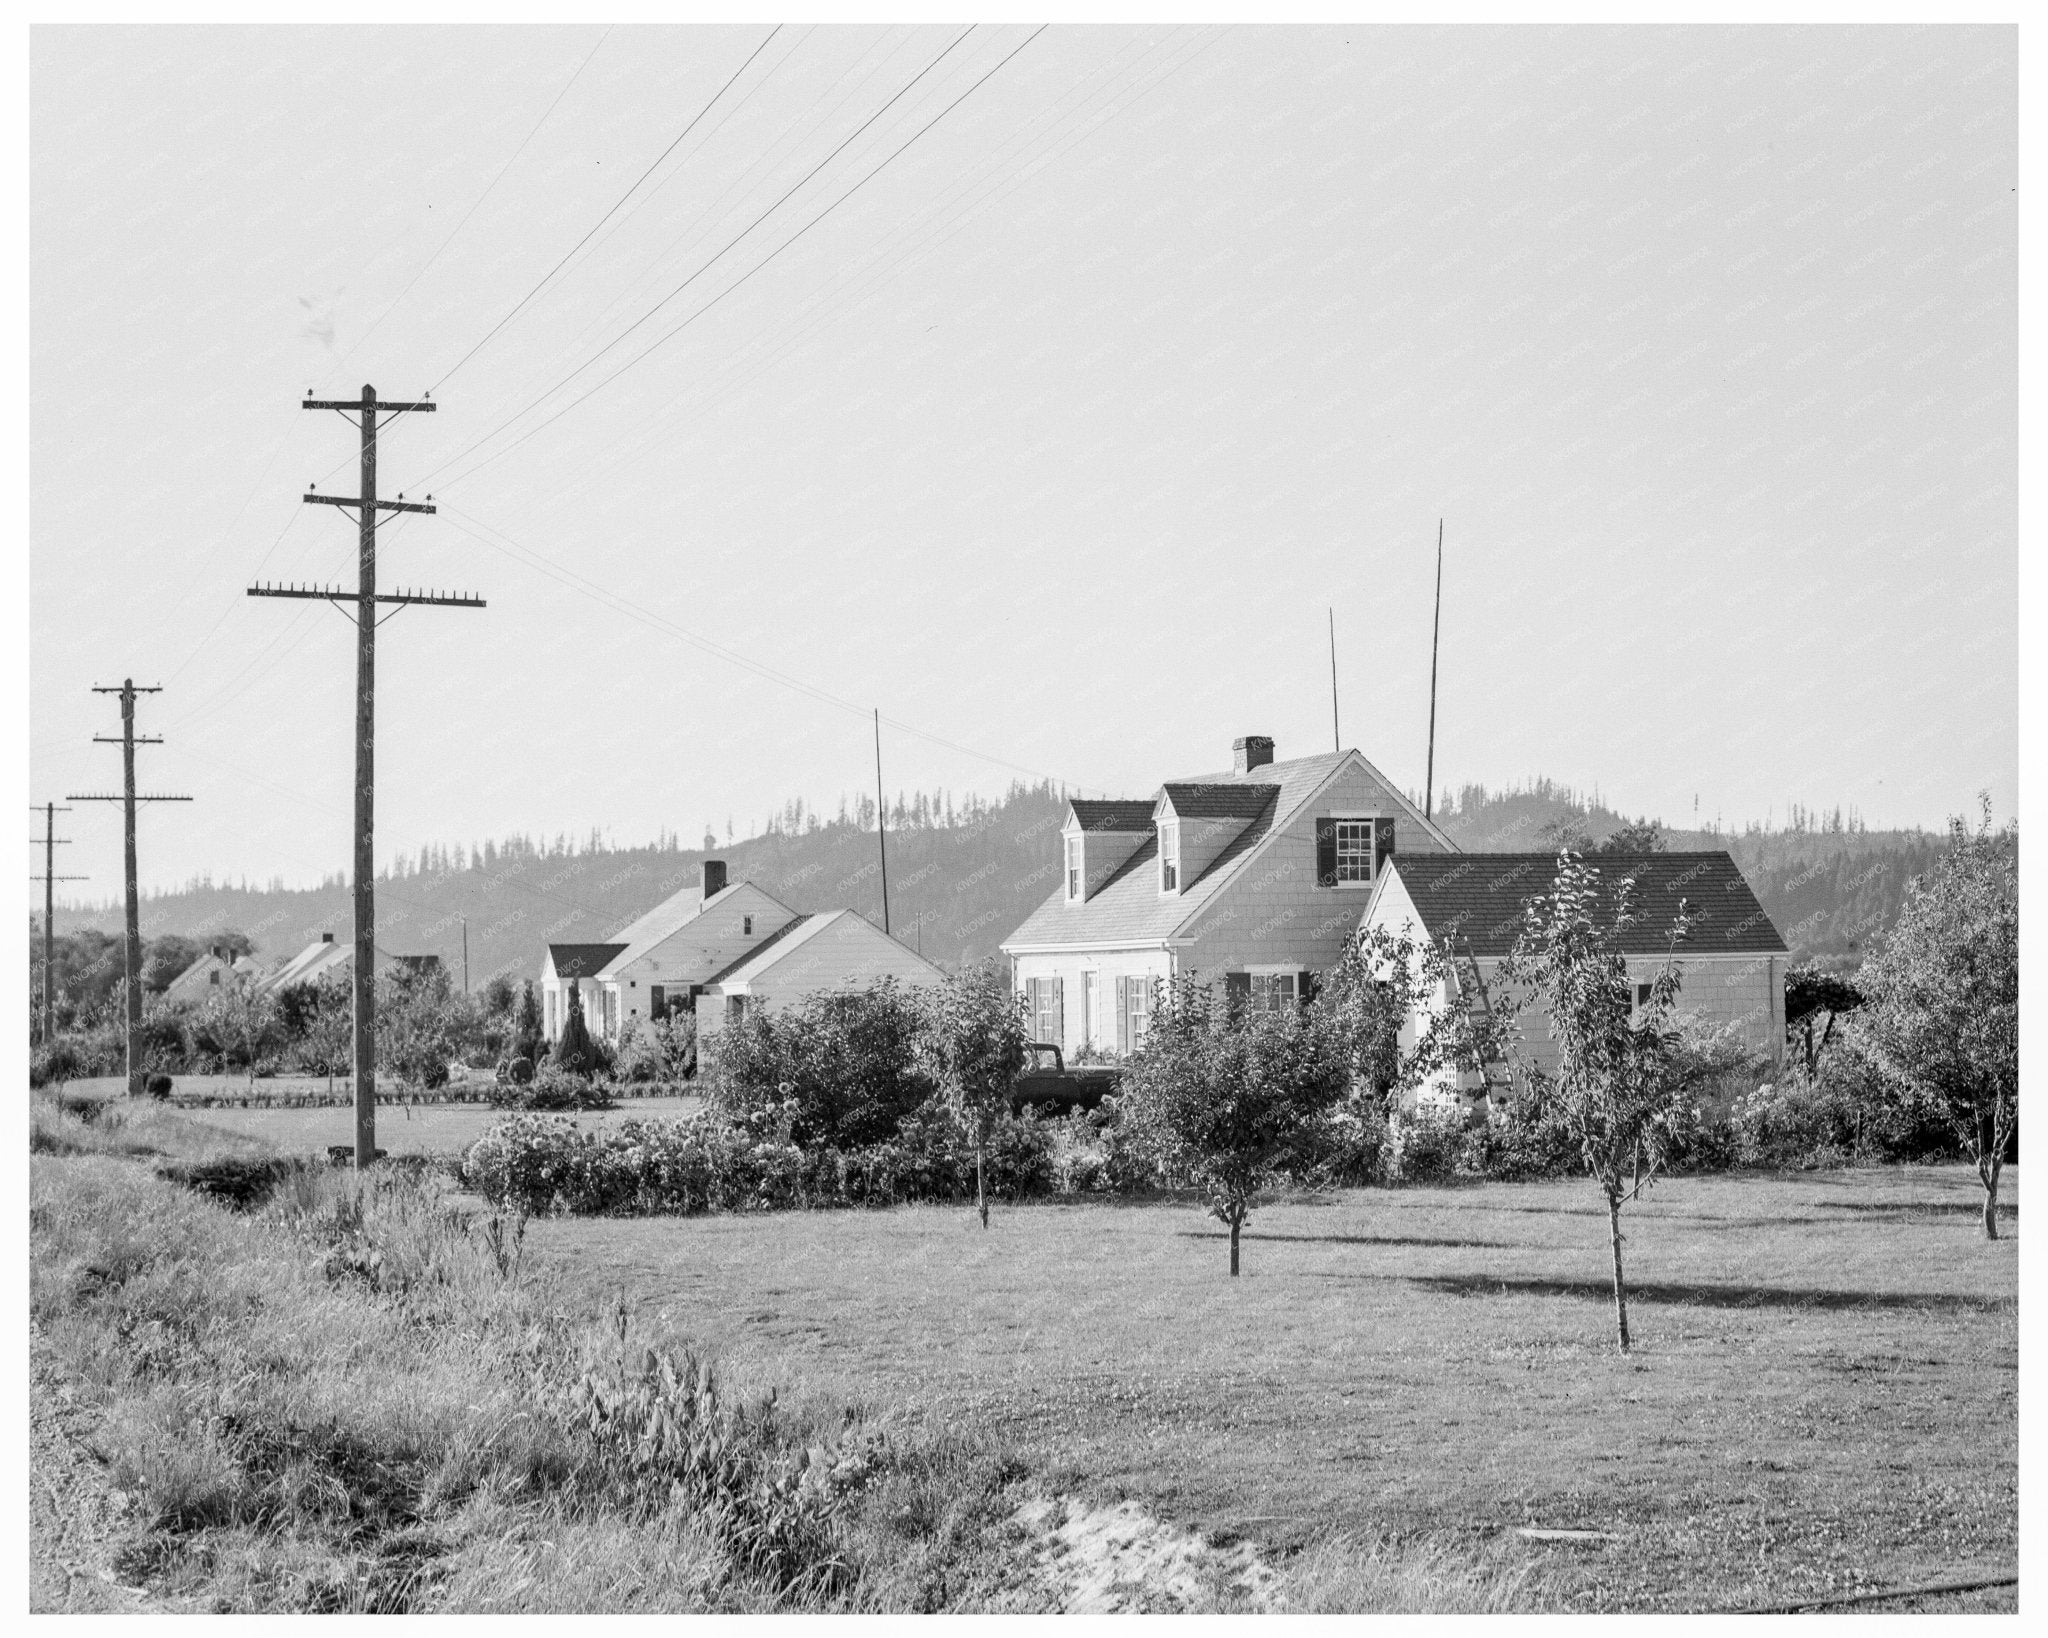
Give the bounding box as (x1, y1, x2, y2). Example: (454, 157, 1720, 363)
(1068, 799, 1156, 833)
(1371, 851, 1789, 957)
(549, 942, 629, 979)
(1157, 783, 1281, 823)
(1005, 749, 1375, 951)
(261, 937, 351, 993)
(592, 879, 793, 977)
(703, 914, 816, 986)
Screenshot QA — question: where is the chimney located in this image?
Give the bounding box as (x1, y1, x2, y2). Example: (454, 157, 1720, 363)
(702, 858, 728, 901)
(1233, 735, 1275, 775)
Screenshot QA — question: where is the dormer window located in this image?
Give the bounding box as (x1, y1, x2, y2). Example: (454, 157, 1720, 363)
(1066, 836, 1082, 901)
(1159, 822, 1180, 893)
(1318, 815, 1396, 888)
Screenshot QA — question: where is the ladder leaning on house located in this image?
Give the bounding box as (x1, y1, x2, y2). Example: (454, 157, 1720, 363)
(1450, 938, 1508, 1103)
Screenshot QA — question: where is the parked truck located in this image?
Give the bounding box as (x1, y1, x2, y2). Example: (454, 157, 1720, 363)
(1010, 1043, 1120, 1114)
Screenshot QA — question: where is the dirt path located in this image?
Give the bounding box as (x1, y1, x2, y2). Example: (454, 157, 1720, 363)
(1013, 1492, 1282, 1612)
(28, 1327, 170, 1613)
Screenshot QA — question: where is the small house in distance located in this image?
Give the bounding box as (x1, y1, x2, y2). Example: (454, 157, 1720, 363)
(1360, 850, 1789, 1109)
(258, 932, 351, 995)
(541, 859, 943, 1043)
(163, 943, 262, 1002)
(1000, 734, 1458, 1055)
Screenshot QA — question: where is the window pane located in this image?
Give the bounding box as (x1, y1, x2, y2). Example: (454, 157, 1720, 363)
(1335, 820, 1373, 881)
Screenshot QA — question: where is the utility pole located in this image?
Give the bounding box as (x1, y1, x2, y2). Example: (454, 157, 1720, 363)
(873, 708, 891, 935)
(460, 916, 470, 996)
(29, 802, 84, 1046)
(249, 384, 482, 1169)
(69, 683, 191, 1094)
(1425, 518, 1443, 823)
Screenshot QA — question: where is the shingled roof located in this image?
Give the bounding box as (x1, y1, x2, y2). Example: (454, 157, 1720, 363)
(1375, 852, 1788, 957)
(548, 942, 629, 979)
(1004, 750, 1353, 950)
(1068, 799, 1156, 833)
(1158, 783, 1282, 823)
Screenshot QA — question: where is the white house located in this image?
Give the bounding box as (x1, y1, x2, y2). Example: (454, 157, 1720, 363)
(1359, 850, 1789, 1110)
(999, 734, 1458, 1055)
(692, 909, 946, 1041)
(163, 944, 262, 1002)
(541, 860, 942, 1043)
(256, 933, 351, 995)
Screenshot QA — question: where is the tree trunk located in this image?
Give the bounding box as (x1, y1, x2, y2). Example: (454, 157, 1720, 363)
(1607, 1191, 1631, 1354)
(1980, 1157, 2001, 1241)
(1230, 1213, 1241, 1277)
(977, 1138, 988, 1230)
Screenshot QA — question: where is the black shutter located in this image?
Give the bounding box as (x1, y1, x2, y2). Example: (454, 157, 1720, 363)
(1115, 976, 1129, 1053)
(1298, 969, 1320, 1008)
(1374, 817, 1396, 875)
(1315, 816, 1338, 886)
(1225, 971, 1251, 1018)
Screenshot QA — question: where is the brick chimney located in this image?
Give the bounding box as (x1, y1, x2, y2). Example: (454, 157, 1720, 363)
(702, 858, 728, 901)
(1233, 735, 1275, 775)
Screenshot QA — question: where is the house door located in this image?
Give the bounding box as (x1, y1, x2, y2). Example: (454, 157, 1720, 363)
(1083, 972, 1100, 1049)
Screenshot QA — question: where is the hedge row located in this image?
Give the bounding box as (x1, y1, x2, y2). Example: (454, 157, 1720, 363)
(461, 1101, 1061, 1217)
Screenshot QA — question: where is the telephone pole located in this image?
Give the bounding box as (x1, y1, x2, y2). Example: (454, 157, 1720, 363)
(249, 384, 482, 1170)
(69, 683, 191, 1094)
(29, 802, 85, 1046)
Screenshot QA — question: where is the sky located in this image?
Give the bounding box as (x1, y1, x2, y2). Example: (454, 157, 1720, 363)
(30, 23, 2017, 901)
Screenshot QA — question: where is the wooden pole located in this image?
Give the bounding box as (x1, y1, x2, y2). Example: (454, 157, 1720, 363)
(73, 685, 185, 1093)
(874, 708, 891, 935)
(354, 385, 379, 1169)
(43, 805, 55, 1044)
(252, 383, 472, 1168)
(461, 916, 470, 995)
(1425, 519, 1443, 822)
(1328, 607, 1340, 751)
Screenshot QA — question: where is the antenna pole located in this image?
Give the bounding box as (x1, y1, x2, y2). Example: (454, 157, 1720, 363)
(1328, 607, 1340, 751)
(1425, 519, 1443, 823)
(874, 708, 891, 935)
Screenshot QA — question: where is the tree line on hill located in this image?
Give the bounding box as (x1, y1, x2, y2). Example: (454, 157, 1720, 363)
(38, 776, 1989, 1019)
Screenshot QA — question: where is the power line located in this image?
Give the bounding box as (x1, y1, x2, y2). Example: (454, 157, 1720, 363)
(324, 26, 614, 385)
(420, 26, 982, 488)
(432, 25, 785, 393)
(435, 498, 1095, 794)
(430, 25, 1048, 494)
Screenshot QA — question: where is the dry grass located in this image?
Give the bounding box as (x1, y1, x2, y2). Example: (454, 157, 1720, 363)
(524, 1165, 2018, 1611)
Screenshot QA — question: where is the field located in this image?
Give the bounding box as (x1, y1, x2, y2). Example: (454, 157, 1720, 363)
(52, 1078, 702, 1158)
(525, 1166, 2018, 1612)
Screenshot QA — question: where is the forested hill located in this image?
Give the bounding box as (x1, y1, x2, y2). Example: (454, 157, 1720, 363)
(53, 775, 1982, 986)
(55, 783, 1075, 990)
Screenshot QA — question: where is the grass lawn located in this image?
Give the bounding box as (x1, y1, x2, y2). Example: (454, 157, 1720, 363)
(111, 1093, 704, 1158)
(526, 1166, 2017, 1612)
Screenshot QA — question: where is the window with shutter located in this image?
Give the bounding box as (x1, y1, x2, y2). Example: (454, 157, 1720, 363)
(1224, 972, 1251, 1016)
(1250, 972, 1299, 1014)
(1315, 816, 1338, 886)
(1052, 977, 1065, 1048)
(1159, 822, 1180, 893)
(1373, 817, 1396, 876)
(1066, 836, 1082, 901)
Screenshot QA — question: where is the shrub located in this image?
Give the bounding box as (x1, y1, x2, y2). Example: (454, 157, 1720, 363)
(157, 1156, 317, 1211)
(551, 984, 600, 1078)
(30, 1036, 90, 1088)
(1384, 1098, 1470, 1184)
(147, 1072, 174, 1099)
(1298, 1099, 1392, 1186)
(705, 983, 934, 1151)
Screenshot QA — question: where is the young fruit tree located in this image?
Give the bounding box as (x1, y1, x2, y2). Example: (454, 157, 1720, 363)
(1121, 972, 1349, 1275)
(918, 963, 1030, 1229)
(1854, 799, 2018, 1239)
(1311, 923, 1512, 1113)
(1494, 852, 1699, 1353)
